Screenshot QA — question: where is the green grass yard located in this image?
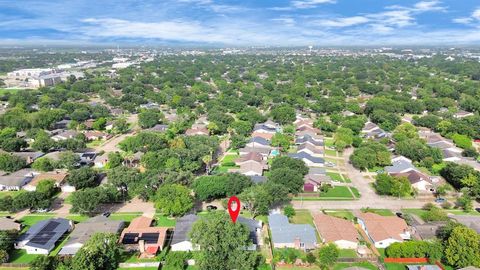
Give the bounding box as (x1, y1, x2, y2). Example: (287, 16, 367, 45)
(0, 190, 25, 198)
(325, 149, 337, 156)
(338, 249, 358, 258)
(19, 214, 55, 232)
(334, 262, 377, 270)
(350, 187, 361, 198)
(319, 186, 354, 199)
(289, 210, 314, 226)
(327, 172, 343, 182)
(154, 214, 176, 227)
(66, 214, 90, 223)
(221, 153, 240, 165)
(8, 249, 39, 264)
(0, 88, 25, 95)
(361, 209, 394, 216)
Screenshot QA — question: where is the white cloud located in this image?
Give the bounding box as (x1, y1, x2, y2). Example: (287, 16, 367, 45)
(313, 16, 369, 27)
(271, 18, 296, 27)
(413, 1, 446, 12)
(453, 8, 480, 25)
(291, 0, 336, 9)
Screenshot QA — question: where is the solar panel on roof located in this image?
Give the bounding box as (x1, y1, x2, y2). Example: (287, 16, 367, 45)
(30, 232, 56, 245)
(43, 221, 60, 231)
(140, 233, 159, 244)
(122, 233, 139, 244)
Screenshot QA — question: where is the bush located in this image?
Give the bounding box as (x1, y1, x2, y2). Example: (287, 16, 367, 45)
(441, 201, 452, 209)
(284, 205, 296, 218)
(163, 252, 191, 270)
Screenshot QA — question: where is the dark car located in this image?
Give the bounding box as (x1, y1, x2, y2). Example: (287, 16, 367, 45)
(435, 198, 446, 203)
(395, 212, 403, 218)
(206, 205, 218, 211)
(102, 211, 111, 217)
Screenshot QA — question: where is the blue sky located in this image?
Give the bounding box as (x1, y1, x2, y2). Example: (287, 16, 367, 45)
(0, 0, 479, 46)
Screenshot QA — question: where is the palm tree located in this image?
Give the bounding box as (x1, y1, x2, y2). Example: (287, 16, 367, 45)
(202, 154, 213, 173)
(122, 151, 135, 167)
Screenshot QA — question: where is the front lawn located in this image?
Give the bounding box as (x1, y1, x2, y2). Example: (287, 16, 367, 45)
(327, 172, 343, 182)
(334, 262, 377, 270)
(221, 153, 240, 165)
(0, 190, 25, 198)
(8, 249, 39, 263)
(66, 214, 90, 223)
(289, 210, 314, 226)
(361, 209, 394, 216)
(350, 187, 361, 198)
(325, 149, 337, 156)
(325, 138, 334, 147)
(154, 214, 176, 227)
(319, 186, 354, 199)
(19, 214, 56, 231)
(109, 212, 143, 223)
(338, 249, 358, 258)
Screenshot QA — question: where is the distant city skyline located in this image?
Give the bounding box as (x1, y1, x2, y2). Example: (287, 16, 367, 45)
(0, 0, 479, 46)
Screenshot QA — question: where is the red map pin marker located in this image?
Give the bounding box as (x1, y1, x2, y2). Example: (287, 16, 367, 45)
(227, 196, 240, 223)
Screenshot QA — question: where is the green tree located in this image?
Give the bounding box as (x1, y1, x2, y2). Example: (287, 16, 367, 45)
(155, 184, 194, 216)
(31, 131, 56, 152)
(270, 156, 309, 176)
(67, 167, 97, 190)
(268, 168, 304, 194)
(32, 157, 55, 172)
(30, 255, 58, 270)
(283, 205, 296, 218)
(239, 183, 289, 217)
(271, 133, 292, 152)
(451, 133, 472, 149)
(444, 226, 480, 268)
(36, 179, 57, 198)
(71, 233, 122, 270)
(138, 109, 164, 128)
(190, 212, 259, 270)
(318, 243, 339, 269)
(0, 153, 25, 172)
(0, 249, 8, 263)
(270, 104, 295, 125)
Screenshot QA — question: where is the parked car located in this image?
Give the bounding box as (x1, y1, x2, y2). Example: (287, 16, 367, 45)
(102, 211, 111, 217)
(435, 198, 446, 203)
(395, 212, 403, 218)
(206, 205, 218, 211)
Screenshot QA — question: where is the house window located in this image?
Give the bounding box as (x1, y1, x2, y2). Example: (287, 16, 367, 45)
(300, 242, 305, 248)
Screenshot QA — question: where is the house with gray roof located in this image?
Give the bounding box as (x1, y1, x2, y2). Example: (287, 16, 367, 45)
(385, 156, 416, 174)
(15, 218, 73, 254)
(268, 213, 317, 250)
(238, 216, 263, 250)
(289, 152, 324, 167)
(253, 124, 277, 134)
(0, 169, 37, 191)
(58, 216, 124, 256)
(148, 124, 169, 133)
(171, 214, 199, 252)
(295, 135, 324, 146)
(249, 175, 267, 184)
(450, 215, 480, 234)
(246, 137, 272, 149)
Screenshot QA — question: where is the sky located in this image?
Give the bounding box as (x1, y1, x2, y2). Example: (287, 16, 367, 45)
(0, 0, 479, 46)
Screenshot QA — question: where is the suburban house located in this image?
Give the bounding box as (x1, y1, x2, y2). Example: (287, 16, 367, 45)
(119, 216, 170, 256)
(230, 162, 265, 176)
(268, 213, 317, 250)
(238, 147, 271, 158)
(289, 152, 324, 167)
(245, 137, 272, 149)
(0, 217, 22, 231)
(52, 130, 79, 141)
(453, 110, 474, 119)
(295, 126, 321, 137)
(312, 213, 359, 249)
(253, 124, 277, 134)
(442, 149, 462, 162)
(235, 152, 265, 165)
(294, 119, 314, 129)
(78, 152, 97, 166)
(297, 143, 324, 157)
(10, 151, 44, 165)
(385, 156, 416, 174)
(406, 265, 442, 270)
(361, 122, 387, 139)
(83, 131, 110, 141)
(15, 218, 73, 254)
(147, 124, 169, 133)
(357, 212, 410, 248)
(94, 152, 110, 168)
(295, 134, 324, 146)
(238, 216, 263, 250)
(390, 170, 434, 191)
(59, 216, 124, 256)
(54, 119, 71, 129)
(0, 169, 38, 191)
(251, 131, 274, 140)
(23, 171, 68, 192)
(185, 126, 209, 136)
(171, 214, 199, 252)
